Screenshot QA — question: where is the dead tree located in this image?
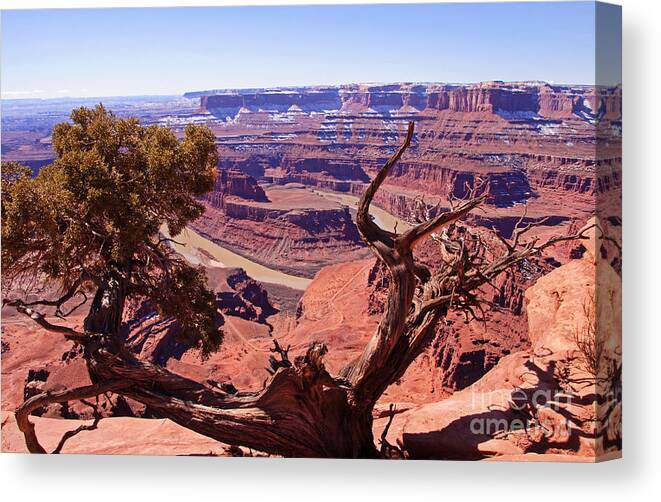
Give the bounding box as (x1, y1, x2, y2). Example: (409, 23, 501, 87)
(6, 121, 589, 457)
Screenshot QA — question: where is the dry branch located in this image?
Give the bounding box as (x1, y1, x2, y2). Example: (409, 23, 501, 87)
(15, 381, 128, 453)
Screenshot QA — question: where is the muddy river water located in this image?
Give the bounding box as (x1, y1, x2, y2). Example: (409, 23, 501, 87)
(163, 191, 409, 291)
(162, 226, 313, 291)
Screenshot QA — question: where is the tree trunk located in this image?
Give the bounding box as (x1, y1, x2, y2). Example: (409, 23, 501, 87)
(83, 335, 379, 458)
(70, 273, 377, 457)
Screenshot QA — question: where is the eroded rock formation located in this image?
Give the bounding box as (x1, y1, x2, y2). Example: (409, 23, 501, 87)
(192, 170, 369, 277)
(190, 82, 621, 255)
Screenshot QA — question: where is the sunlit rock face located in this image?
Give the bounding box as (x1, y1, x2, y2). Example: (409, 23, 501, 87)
(194, 82, 621, 120)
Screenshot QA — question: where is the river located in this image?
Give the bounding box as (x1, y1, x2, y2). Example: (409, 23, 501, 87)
(161, 226, 313, 291)
(162, 191, 410, 292)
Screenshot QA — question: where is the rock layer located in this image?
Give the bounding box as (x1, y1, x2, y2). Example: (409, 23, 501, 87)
(191, 82, 620, 241)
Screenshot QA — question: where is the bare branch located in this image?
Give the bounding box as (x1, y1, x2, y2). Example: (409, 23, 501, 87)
(379, 404, 404, 459)
(52, 398, 103, 454)
(342, 122, 591, 411)
(3, 275, 88, 318)
(399, 194, 487, 249)
(343, 122, 489, 406)
(267, 338, 292, 375)
(355, 122, 414, 266)
(3, 299, 89, 341)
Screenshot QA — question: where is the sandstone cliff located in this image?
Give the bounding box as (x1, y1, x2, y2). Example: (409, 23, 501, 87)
(196, 82, 621, 121)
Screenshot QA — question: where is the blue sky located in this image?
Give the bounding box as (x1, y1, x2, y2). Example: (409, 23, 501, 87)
(1, 2, 621, 99)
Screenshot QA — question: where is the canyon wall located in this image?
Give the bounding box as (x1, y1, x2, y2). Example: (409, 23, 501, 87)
(193, 82, 621, 120)
(193, 170, 368, 278)
(191, 81, 620, 232)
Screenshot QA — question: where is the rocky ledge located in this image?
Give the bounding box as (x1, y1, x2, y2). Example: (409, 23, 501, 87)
(192, 82, 621, 121)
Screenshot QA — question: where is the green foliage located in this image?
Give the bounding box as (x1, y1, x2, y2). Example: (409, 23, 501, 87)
(151, 265, 223, 357)
(1, 161, 32, 188)
(1, 105, 223, 354)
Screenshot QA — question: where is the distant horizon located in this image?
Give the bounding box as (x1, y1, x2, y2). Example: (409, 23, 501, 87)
(1, 3, 621, 99)
(1, 79, 622, 103)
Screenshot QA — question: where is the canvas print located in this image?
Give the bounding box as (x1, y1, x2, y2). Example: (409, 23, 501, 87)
(0, 2, 621, 461)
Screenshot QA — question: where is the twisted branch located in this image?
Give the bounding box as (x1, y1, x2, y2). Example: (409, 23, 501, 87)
(15, 380, 128, 453)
